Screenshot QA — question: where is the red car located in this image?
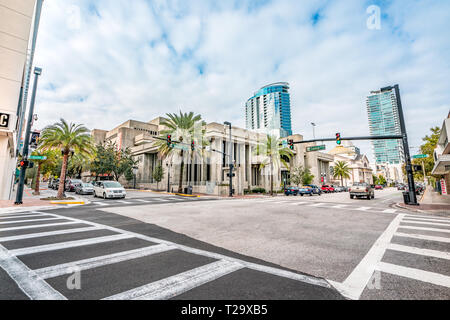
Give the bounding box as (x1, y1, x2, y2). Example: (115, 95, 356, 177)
(375, 185, 383, 190)
(321, 185, 335, 193)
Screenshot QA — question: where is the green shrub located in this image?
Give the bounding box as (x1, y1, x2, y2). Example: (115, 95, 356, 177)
(251, 187, 266, 194)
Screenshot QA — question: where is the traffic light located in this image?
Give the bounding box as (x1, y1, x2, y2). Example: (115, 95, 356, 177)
(20, 160, 29, 168)
(336, 133, 341, 145)
(288, 139, 294, 150)
(167, 134, 172, 147)
(191, 140, 195, 151)
(413, 164, 422, 172)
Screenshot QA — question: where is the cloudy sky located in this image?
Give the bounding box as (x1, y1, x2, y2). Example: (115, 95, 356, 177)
(33, 0, 450, 161)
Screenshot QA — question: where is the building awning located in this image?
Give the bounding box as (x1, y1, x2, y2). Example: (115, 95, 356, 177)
(431, 154, 450, 175)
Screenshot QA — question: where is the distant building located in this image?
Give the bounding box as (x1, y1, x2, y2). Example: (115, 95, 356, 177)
(366, 87, 404, 164)
(91, 117, 333, 195)
(328, 141, 373, 186)
(245, 82, 292, 137)
(431, 112, 450, 194)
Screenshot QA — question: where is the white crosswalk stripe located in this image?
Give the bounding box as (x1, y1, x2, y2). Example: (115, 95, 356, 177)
(34, 244, 175, 279)
(387, 243, 450, 260)
(0, 221, 79, 232)
(401, 220, 450, 227)
(356, 207, 371, 211)
(92, 202, 109, 206)
(398, 225, 450, 233)
(403, 217, 450, 224)
(0, 226, 100, 242)
(0, 214, 49, 220)
(103, 260, 244, 300)
(10, 234, 134, 256)
(382, 209, 397, 213)
(116, 200, 132, 204)
(0, 217, 61, 225)
(394, 232, 450, 243)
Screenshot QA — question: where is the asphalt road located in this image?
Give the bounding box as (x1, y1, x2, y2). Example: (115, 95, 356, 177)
(1, 188, 449, 300)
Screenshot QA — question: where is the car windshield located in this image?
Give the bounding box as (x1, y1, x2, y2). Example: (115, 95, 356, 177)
(103, 182, 122, 188)
(82, 183, 93, 187)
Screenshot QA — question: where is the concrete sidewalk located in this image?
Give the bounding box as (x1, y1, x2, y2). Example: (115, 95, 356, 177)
(396, 186, 450, 216)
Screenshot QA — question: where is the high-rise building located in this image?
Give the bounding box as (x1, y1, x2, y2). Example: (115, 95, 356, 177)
(366, 87, 404, 164)
(245, 82, 292, 137)
(0, 0, 42, 200)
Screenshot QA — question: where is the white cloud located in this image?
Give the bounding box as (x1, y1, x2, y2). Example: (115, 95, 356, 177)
(32, 0, 450, 162)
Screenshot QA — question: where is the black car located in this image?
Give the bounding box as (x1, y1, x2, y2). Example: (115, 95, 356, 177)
(284, 186, 299, 196)
(49, 179, 59, 190)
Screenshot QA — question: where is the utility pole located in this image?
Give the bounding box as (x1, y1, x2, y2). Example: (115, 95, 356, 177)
(387, 84, 418, 205)
(15, 67, 42, 205)
(311, 122, 316, 140)
(224, 122, 233, 197)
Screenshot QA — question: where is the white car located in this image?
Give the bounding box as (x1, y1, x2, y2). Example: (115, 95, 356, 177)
(93, 181, 126, 199)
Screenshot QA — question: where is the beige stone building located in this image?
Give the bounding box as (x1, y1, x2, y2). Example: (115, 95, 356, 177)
(0, 0, 41, 200)
(328, 142, 373, 186)
(91, 117, 333, 195)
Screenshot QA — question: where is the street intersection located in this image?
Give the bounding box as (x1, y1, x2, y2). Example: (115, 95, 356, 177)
(0, 188, 449, 300)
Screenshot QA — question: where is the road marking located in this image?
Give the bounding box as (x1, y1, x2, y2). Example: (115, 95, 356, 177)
(292, 202, 308, 205)
(401, 220, 450, 227)
(0, 217, 61, 225)
(115, 200, 132, 204)
(382, 209, 397, 213)
(134, 199, 151, 203)
(34, 244, 175, 279)
(398, 226, 450, 234)
(336, 213, 405, 300)
(405, 214, 450, 221)
(394, 232, 450, 243)
(103, 260, 244, 300)
(0, 226, 100, 242)
(308, 203, 325, 207)
(387, 243, 450, 260)
(332, 205, 348, 209)
(403, 217, 450, 224)
(376, 261, 450, 288)
(356, 207, 371, 211)
(92, 202, 109, 206)
(0, 214, 48, 220)
(0, 245, 66, 300)
(0, 221, 78, 232)
(10, 234, 134, 256)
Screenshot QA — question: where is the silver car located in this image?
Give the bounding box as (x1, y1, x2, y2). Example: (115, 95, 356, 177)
(75, 182, 94, 195)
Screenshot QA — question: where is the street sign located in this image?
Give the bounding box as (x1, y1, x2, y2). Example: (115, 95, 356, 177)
(412, 154, 428, 159)
(282, 140, 288, 148)
(29, 155, 47, 160)
(306, 145, 326, 152)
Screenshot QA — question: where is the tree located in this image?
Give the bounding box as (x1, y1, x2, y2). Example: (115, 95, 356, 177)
(29, 149, 56, 195)
(412, 126, 441, 181)
(377, 175, 387, 185)
(153, 163, 164, 190)
(301, 167, 315, 185)
(333, 161, 351, 186)
(290, 166, 315, 186)
(154, 111, 207, 193)
(255, 134, 293, 196)
(39, 119, 95, 198)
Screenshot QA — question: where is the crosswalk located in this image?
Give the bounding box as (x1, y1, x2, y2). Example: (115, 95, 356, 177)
(0, 210, 335, 300)
(235, 198, 404, 214)
(334, 213, 450, 299)
(88, 196, 201, 207)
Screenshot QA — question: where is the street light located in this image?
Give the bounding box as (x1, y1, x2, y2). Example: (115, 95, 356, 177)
(311, 122, 316, 140)
(132, 167, 138, 189)
(224, 121, 233, 197)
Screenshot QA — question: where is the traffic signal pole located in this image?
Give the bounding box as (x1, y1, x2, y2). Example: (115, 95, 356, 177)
(15, 67, 42, 205)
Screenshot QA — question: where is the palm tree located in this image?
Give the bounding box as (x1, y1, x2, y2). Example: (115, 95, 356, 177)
(255, 134, 293, 196)
(39, 119, 95, 198)
(154, 111, 207, 193)
(333, 160, 351, 187)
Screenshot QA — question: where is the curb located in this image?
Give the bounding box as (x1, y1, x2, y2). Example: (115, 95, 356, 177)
(174, 193, 199, 198)
(50, 201, 86, 205)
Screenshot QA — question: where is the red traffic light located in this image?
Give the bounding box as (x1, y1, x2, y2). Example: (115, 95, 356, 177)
(336, 133, 341, 145)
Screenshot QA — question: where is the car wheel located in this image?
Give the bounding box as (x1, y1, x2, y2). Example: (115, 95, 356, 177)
(350, 195, 354, 199)
(367, 195, 371, 200)
(309, 193, 313, 196)
(103, 193, 107, 200)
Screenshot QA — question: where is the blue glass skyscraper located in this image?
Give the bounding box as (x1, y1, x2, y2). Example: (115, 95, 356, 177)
(245, 82, 292, 137)
(366, 88, 404, 164)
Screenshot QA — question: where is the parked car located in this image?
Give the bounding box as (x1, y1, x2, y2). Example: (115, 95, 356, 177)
(298, 186, 313, 196)
(93, 181, 126, 199)
(305, 185, 322, 195)
(349, 182, 374, 200)
(334, 186, 345, 192)
(321, 185, 335, 193)
(49, 179, 59, 190)
(66, 179, 83, 192)
(75, 182, 95, 195)
(374, 185, 384, 190)
(397, 184, 406, 190)
(284, 186, 299, 196)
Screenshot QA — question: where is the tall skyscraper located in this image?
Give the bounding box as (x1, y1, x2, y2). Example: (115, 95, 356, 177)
(245, 82, 292, 137)
(366, 87, 404, 164)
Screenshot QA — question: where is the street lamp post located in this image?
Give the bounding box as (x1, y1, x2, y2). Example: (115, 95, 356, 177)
(224, 121, 233, 197)
(166, 162, 171, 193)
(132, 167, 138, 189)
(15, 67, 42, 205)
(311, 122, 316, 140)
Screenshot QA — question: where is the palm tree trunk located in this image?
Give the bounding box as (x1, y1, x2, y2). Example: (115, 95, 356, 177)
(34, 163, 41, 195)
(57, 153, 69, 198)
(270, 158, 274, 196)
(178, 150, 184, 193)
